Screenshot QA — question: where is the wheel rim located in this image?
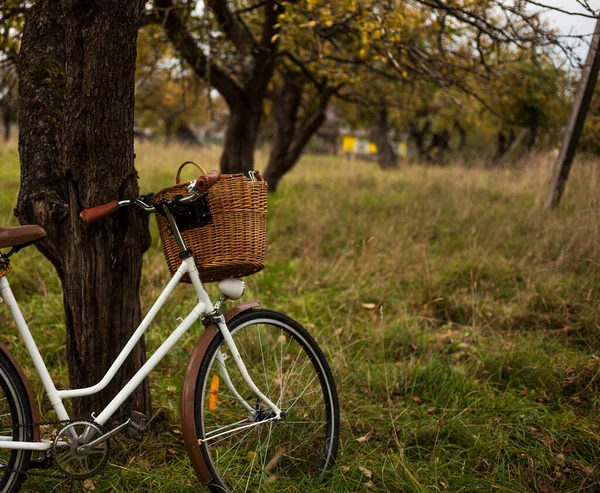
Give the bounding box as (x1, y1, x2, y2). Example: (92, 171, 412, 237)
(0, 365, 28, 490)
(199, 318, 336, 492)
(0, 390, 14, 476)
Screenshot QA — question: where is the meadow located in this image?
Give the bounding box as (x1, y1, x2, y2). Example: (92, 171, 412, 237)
(1, 139, 600, 492)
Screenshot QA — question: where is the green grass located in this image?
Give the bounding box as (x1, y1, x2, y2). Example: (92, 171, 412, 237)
(2, 139, 600, 491)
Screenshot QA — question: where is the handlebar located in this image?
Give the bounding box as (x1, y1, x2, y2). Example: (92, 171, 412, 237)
(80, 200, 120, 225)
(80, 170, 221, 225)
(196, 170, 221, 193)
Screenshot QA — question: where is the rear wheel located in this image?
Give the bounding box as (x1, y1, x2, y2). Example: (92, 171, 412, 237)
(194, 309, 339, 492)
(0, 352, 33, 492)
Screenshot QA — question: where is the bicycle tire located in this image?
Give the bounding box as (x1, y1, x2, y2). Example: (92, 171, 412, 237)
(0, 351, 33, 493)
(194, 309, 339, 492)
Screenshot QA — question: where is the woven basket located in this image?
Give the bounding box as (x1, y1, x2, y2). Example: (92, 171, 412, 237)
(153, 161, 268, 283)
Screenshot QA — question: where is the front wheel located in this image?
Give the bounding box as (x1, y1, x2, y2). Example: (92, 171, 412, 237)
(194, 309, 339, 492)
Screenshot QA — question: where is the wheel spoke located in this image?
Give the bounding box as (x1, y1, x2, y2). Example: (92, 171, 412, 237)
(196, 311, 338, 491)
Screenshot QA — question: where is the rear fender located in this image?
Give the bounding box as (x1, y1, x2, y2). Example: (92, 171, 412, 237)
(181, 301, 260, 484)
(0, 343, 39, 442)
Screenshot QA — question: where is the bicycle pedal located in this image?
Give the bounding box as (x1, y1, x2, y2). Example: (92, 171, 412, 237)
(127, 411, 148, 441)
(27, 453, 53, 470)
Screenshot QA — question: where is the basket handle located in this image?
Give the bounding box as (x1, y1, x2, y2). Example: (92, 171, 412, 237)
(176, 161, 208, 184)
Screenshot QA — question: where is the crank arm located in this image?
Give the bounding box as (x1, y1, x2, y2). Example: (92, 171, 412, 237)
(76, 419, 131, 454)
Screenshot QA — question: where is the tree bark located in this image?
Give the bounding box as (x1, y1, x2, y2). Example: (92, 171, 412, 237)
(371, 107, 398, 169)
(263, 79, 334, 191)
(545, 16, 600, 209)
(17, 0, 151, 418)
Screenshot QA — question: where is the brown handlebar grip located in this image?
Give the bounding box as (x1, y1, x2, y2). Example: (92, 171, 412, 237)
(80, 200, 120, 225)
(195, 170, 221, 193)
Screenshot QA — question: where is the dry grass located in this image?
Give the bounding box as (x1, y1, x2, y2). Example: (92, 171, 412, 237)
(2, 139, 600, 491)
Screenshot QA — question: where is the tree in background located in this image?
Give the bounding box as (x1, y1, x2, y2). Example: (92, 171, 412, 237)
(331, 0, 575, 166)
(0, 65, 17, 141)
(580, 80, 600, 156)
(262, 2, 360, 189)
(136, 25, 223, 145)
(0, 1, 25, 141)
(151, 0, 283, 174)
(17, 0, 151, 417)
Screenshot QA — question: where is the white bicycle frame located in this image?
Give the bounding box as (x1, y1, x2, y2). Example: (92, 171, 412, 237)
(0, 255, 282, 452)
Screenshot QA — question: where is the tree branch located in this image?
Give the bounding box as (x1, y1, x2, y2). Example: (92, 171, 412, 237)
(152, 0, 245, 109)
(207, 0, 254, 53)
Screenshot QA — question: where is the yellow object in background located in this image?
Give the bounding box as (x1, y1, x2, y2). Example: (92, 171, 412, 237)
(208, 374, 220, 410)
(342, 135, 356, 153)
(342, 135, 378, 154)
(399, 142, 408, 158)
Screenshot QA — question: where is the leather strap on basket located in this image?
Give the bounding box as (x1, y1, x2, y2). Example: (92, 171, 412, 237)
(176, 161, 208, 184)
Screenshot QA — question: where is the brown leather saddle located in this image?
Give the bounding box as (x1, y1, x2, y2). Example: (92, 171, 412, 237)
(0, 225, 47, 251)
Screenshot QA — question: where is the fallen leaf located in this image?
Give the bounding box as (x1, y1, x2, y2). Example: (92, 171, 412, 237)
(83, 479, 96, 491)
(265, 446, 286, 472)
(340, 465, 350, 473)
(412, 395, 421, 403)
(361, 303, 376, 310)
(167, 448, 177, 455)
(358, 465, 373, 480)
(355, 431, 373, 443)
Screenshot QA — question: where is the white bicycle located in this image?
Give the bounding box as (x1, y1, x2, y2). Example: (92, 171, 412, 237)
(0, 170, 339, 492)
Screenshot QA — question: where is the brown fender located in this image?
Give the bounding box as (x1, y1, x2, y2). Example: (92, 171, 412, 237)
(0, 343, 39, 442)
(181, 301, 260, 484)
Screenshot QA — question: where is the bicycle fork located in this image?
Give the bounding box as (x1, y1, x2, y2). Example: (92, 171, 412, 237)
(212, 313, 283, 419)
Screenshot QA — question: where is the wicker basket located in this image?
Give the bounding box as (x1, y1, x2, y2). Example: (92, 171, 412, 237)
(153, 161, 268, 283)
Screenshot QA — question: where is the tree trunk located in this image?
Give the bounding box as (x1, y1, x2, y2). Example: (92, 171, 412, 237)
(491, 129, 516, 165)
(263, 80, 333, 192)
(371, 107, 398, 169)
(2, 111, 9, 141)
(454, 120, 466, 152)
(221, 104, 262, 174)
(526, 119, 539, 154)
(492, 131, 508, 164)
(17, 0, 151, 418)
(164, 118, 174, 146)
(409, 120, 431, 160)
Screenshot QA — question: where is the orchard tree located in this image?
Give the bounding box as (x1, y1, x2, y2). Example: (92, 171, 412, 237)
(333, 0, 578, 164)
(0, 65, 17, 141)
(136, 25, 219, 145)
(151, 0, 283, 174)
(17, 0, 151, 417)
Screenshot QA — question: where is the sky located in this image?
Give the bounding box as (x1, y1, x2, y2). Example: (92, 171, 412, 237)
(541, 0, 599, 63)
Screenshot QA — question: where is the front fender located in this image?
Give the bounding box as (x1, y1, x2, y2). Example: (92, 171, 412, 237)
(181, 301, 260, 484)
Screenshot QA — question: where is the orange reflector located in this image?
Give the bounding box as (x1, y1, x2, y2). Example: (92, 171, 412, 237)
(208, 374, 220, 411)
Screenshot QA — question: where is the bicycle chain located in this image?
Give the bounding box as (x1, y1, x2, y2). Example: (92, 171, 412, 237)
(1, 417, 103, 479)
